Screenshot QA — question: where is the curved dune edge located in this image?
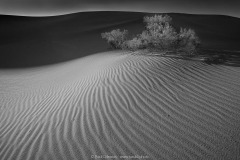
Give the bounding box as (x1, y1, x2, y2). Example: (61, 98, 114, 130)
(0, 51, 240, 160)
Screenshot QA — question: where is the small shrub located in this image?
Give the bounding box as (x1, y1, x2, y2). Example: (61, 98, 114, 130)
(138, 30, 152, 44)
(122, 37, 146, 51)
(101, 14, 201, 55)
(101, 29, 128, 49)
(143, 15, 172, 28)
(178, 28, 200, 55)
(141, 15, 178, 51)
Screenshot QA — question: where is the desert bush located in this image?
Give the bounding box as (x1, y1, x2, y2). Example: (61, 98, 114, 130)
(147, 24, 178, 51)
(141, 15, 178, 51)
(143, 15, 172, 28)
(101, 14, 200, 54)
(122, 37, 147, 51)
(177, 28, 200, 55)
(101, 29, 128, 49)
(143, 15, 199, 54)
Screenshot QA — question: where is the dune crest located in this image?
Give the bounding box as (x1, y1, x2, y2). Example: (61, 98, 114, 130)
(0, 51, 240, 159)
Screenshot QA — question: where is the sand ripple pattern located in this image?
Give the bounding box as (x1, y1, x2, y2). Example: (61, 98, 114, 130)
(0, 52, 240, 160)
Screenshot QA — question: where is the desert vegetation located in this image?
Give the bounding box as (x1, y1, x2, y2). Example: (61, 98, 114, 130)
(101, 14, 200, 55)
(101, 29, 128, 49)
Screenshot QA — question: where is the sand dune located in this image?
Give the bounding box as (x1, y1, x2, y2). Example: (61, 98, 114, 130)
(0, 51, 240, 159)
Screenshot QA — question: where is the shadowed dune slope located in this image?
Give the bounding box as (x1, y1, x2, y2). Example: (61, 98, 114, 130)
(0, 11, 240, 68)
(0, 12, 145, 68)
(0, 51, 240, 159)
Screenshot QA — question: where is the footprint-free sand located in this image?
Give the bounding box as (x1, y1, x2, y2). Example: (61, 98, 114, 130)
(0, 51, 240, 159)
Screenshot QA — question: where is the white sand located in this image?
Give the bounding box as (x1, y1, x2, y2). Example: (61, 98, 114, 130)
(0, 51, 240, 160)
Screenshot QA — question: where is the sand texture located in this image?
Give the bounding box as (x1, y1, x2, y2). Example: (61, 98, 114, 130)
(0, 51, 240, 160)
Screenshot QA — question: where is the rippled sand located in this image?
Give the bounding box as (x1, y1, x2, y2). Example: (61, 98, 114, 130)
(0, 51, 240, 160)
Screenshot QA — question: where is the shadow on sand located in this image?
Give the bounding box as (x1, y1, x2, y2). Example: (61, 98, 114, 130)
(199, 49, 240, 67)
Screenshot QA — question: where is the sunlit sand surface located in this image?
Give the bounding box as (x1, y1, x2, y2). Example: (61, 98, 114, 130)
(0, 51, 240, 159)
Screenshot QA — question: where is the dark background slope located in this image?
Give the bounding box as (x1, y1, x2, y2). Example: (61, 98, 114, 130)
(0, 11, 240, 68)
